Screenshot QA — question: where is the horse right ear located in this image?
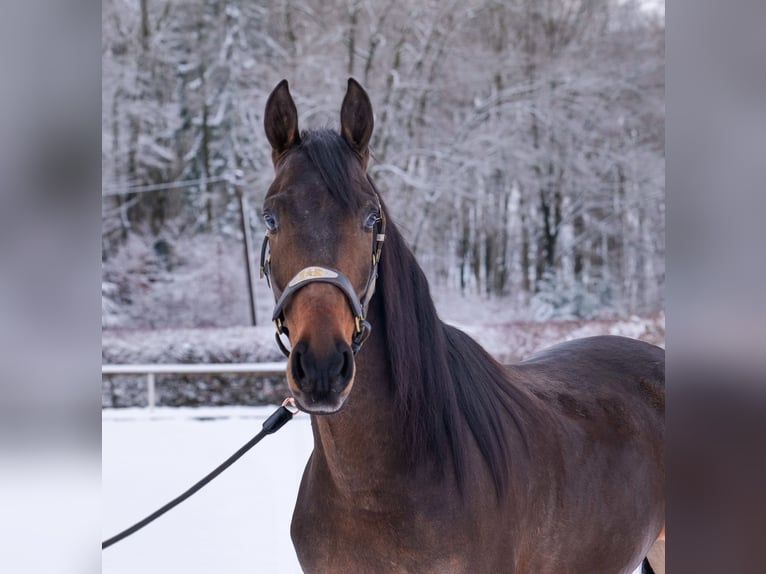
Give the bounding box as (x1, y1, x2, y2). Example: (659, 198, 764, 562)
(264, 79, 300, 164)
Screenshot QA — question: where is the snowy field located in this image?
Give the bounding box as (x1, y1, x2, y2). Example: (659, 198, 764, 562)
(103, 406, 311, 574)
(103, 406, 644, 574)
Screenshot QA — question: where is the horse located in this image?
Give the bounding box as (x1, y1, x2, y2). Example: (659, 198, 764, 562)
(259, 78, 665, 574)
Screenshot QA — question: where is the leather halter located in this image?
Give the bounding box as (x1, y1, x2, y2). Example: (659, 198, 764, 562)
(259, 197, 386, 357)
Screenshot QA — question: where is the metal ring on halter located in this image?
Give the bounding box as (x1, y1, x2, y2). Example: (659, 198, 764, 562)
(351, 319, 372, 353)
(281, 396, 298, 414)
(275, 330, 292, 357)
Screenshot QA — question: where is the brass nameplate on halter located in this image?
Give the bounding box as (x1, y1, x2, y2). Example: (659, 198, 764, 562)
(288, 267, 339, 287)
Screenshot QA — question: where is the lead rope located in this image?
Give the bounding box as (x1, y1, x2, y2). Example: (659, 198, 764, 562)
(102, 398, 298, 549)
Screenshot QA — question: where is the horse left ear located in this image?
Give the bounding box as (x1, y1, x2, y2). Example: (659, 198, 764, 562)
(340, 78, 374, 163)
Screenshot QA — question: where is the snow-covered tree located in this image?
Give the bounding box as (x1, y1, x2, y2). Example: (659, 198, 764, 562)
(102, 0, 664, 327)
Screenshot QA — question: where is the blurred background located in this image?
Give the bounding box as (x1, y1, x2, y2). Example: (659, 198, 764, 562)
(101, 0, 665, 332)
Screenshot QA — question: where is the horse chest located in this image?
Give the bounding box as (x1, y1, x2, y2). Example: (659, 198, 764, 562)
(291, 482, 489, 573)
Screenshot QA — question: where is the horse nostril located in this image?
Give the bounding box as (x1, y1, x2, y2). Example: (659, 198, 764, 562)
(291, 341, 309, 384)
(295, 352, 306, 380)
(340, 346, 353, 381)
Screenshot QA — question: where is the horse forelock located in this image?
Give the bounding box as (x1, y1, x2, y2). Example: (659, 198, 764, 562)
(276, 129, 370, 211)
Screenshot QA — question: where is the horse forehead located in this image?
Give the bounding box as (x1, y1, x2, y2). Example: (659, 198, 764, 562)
(270, 179, 351, 248)
(270, 169, 323, 202)
(271, 161, 342, 210)
(277, 191, 351, 235)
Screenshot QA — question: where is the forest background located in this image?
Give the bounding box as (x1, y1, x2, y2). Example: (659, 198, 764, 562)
(101, 0, 664, 334)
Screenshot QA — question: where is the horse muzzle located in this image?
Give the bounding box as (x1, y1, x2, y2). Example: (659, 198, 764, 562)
(287, 339, 356, 414)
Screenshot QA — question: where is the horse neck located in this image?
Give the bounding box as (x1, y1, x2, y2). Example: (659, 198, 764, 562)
(308, 300, 410, 499)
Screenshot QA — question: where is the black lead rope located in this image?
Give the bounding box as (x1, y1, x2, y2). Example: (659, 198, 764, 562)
(102, 400, 297, 550)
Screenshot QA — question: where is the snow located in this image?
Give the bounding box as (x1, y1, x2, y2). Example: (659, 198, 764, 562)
(102, 406, 311, 574)
(103, 406, 645, 574)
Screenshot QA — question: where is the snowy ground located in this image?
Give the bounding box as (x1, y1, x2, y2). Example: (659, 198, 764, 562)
(103, 407, 311, 574)
(103, 407, 644, 574)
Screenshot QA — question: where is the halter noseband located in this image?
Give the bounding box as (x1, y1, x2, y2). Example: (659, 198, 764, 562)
(259, 197, 386, 358)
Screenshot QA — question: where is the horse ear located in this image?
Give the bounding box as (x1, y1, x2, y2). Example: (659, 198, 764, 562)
(264, 79, 300, 163)
(340, 78, 374, 161)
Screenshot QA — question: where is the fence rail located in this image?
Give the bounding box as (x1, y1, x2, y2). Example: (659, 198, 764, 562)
(102, 363, 288, 410)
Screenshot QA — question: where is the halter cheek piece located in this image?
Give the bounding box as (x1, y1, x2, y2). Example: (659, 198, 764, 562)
(259, 197, 386, 358)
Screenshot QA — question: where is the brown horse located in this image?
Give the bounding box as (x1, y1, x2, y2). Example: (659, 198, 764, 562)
(260, 78, 665, 574)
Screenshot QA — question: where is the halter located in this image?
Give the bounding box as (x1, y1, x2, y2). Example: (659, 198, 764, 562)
(259, 197, 386, 358)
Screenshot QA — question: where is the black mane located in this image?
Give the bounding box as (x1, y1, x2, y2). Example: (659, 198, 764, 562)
(297, 128, 537, 496)
(376, 210, 537, 496)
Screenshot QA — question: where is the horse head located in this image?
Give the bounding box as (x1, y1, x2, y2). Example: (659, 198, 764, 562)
(261, 78, 383, 414)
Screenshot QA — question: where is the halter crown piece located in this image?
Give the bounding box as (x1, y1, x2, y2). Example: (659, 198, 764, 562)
(259, 196, 386, 358)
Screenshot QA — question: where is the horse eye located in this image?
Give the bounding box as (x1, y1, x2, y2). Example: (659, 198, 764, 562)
(363, 212, 379, 230)
(263, 213, 278, 232)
